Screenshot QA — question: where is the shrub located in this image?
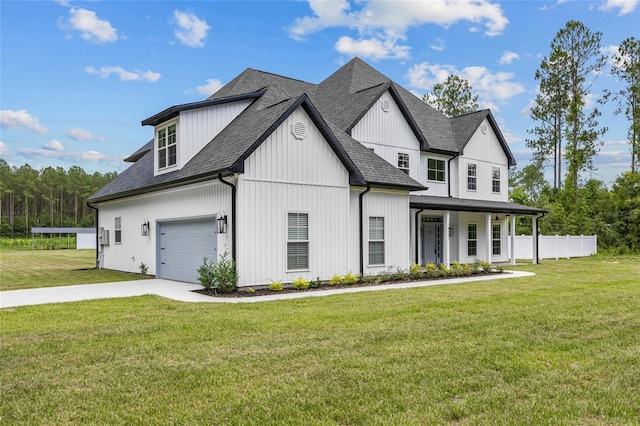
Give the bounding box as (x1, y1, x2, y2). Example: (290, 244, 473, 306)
(269, 281, 283, 292)
(409, 263, 423, 279)
(495, 264, 505, 273)
(197, 257, 216, 290)
(425, 263, 438, 278)
(197, 250, 238, 293)
(246, 287, 256, 294)
(292, 277, 310, 290)
(469, 262, 481, 274)
(450, 261, 463, 277)
(480, 261, 492, 273)
(139, 262, 148, 276)
(342, 272, 358, 285)
(462, 263, 472, 276)
(439, 263, 450, 277)
(329, 274, 342, 286)
(309, 276, 322, 288)
(360, 275, 376, 284)
(392, 268, 409, 281)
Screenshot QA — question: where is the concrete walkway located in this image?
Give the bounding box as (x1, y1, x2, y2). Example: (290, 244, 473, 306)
(0, 271, 535, 308)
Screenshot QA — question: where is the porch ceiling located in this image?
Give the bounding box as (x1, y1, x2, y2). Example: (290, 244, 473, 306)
(410, 195, 546, 215)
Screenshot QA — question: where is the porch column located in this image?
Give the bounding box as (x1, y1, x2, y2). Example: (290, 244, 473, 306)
(485, 213, 492, 265)
(443, 211, 450, 266)
(532, 215, 539, 264)
(510, 215, 516, 265)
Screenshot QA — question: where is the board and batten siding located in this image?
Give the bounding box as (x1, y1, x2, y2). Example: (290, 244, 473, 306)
(351, 91, 422, 182)
(454, 118, 509, 202)
(349, 189, 411, 275)
(155, 100, 252, 176)
(413, 152, 450, 197)
(236, 106, 351, 286)
(98, 181, 230, 275)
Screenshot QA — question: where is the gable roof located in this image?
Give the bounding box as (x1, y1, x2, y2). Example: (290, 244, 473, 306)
(89, 57, 517, 202)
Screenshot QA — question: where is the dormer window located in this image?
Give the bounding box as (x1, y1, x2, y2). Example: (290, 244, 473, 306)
(158, 122, 177, 169)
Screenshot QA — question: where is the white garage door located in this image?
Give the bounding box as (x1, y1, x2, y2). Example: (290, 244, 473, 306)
(158, 218, 217, 283)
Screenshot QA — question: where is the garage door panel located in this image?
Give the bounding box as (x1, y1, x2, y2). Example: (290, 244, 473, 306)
(159, 218, 217, 283)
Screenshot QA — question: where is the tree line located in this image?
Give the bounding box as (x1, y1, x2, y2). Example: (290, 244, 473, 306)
(0, 158, 117, 238)
(425, 21, 639, 252)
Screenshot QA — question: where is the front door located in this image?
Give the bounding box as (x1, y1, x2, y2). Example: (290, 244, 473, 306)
(422, 222, 442, 265)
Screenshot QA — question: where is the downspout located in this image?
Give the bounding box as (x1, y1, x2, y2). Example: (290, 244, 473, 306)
(447, 154, 458, 198)
(359, 185, 371, 276)
(218, 174, 237, 263)
(414, 208, 425, 264)
(534, 212, 546, 264)
(87, 202, 99, 269)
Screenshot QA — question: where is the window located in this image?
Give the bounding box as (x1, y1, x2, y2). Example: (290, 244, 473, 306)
(369, 217, 385, 265)
(397, 153, 409, 175)
(467, 224, 477, 257)
(427, 158, 445, 182)
(115, 217, 122, 244)
(287, 213, 308, 270)
(158, 123, 177, 169)
(467, 163, 477, 191)
(492, 167, 501, 193)
(492, 224, 501, 255)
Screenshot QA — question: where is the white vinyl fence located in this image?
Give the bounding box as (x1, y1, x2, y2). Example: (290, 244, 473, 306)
(508, 235, 597, 260)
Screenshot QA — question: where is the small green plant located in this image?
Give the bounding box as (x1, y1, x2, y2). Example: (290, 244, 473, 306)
(342, 272, 358, 285)
(469, 262, 481, 274)
(392, 268, 408, 281)
(439, 263, 450, 276)
(197, 250, 238, 293)
(462, 263, 472, 276)
(329, 274, 342, 286)
(360, 274, 376, 284)
(309, 276, 322, 288)
(480, 261, 492, 273)
(425, 263, 438, 278)
(139, 262, 149, 276)
(292, 277, 310, 290)
(197, 257, 216, 290)
(269, 281, 283, 291)
(495, 264, 505, 273)
(409, 263, 423, 279)
(246, 287, 256, 294)
(450, 261, 463, 277)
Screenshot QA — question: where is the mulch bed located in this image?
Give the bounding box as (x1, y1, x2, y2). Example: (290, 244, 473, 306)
(193, 271, 503, 298)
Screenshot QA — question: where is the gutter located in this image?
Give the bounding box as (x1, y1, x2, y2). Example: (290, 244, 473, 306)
(86, 202, 99, 269)
(359, 185, 371, 276)
(414, 208, 425, 264)
(447, 154, 459, 198)
(217, 174, 237, 263)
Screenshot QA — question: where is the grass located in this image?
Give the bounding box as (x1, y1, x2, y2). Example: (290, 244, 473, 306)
(1, 254, 639, 424)
(0, 248, 145, 291)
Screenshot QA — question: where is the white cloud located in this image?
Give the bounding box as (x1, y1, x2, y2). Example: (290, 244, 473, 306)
(44, 140, 64, 152)
(406, 62, 525, 109)
(85, 66, 161, 82)
(0, 141, 9, 156)
(599, 0, 639, 15)
(499, 51, 520, 65)
(196, 78, 224, 96)
(289, 0, 508, 58)
(19, 140, 111, 164)
(0, 109, 48, 134)
(66, 8, 118, 44)
(335, 34, 410, 60)
(429, 38, 445, 52)
(174, 10, 211, 47)
(66, 127, 105, 141)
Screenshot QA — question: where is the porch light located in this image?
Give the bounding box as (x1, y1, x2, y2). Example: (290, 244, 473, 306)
(141, 220, 150, 236)
(495, 215, 500, 221)
(448, 225, 453, 237)
(217, 211, 228, 234)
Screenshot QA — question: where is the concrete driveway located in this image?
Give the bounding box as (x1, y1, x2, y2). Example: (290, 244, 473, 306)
(0, 271, 535, 308)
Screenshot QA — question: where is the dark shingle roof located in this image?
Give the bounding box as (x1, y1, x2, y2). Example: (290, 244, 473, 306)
(90, 57, 518, 202)
(410, 195, 546, 215)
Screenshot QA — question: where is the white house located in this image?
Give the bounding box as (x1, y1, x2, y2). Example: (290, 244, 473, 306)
(88, 58, 545, 286)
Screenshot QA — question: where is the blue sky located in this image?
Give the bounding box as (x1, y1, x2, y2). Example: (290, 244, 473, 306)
(1, 0, 638, 186)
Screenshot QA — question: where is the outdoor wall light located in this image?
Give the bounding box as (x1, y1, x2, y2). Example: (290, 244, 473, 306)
(448, 225, 453, 237)
(217, 212, 228, 234)
(141, 220, 150, 236)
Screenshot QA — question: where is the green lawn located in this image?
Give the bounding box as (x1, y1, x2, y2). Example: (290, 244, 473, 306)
(1, 255, 639, 425)
(0, 248, 145, 290)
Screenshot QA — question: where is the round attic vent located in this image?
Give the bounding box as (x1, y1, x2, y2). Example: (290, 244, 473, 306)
(381, 99, 391, 112)
(480, 123, 488, 134)
(292, 121, 306, 140)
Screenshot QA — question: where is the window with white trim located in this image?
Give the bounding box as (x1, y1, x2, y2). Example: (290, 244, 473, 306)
(397, 152, 409, 175)
(427, 158, 445, 182)
(467, 223, 477, 257)
(467, 163, 477, 191)
(157, 122, 177, 169)
(115, 217, 122, 244)
(369, 217, 385, 265)
(492, 224, 501, 255)
(492, 167, 501, 193)
(287, 212, 309, 270)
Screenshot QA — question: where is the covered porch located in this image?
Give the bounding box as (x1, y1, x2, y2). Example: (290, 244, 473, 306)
(410, 195, 547, 266)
